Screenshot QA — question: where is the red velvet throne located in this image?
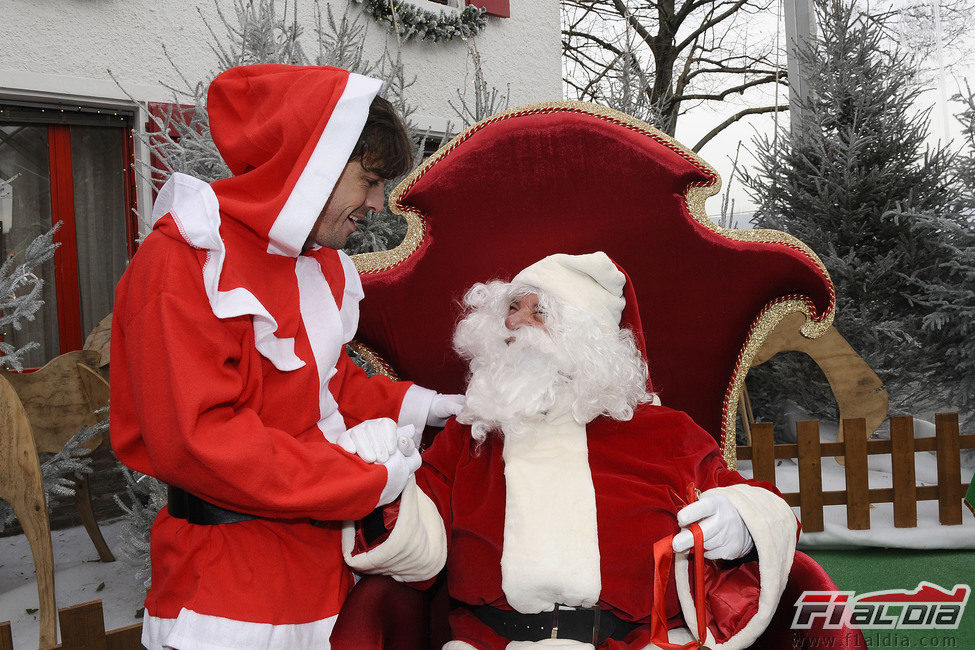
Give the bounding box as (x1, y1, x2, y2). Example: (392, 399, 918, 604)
(334, 102, 866, 649)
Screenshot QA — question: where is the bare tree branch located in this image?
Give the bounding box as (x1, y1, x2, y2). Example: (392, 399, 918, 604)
(563, 0, 786, 138)
(691, 104, 788, 152)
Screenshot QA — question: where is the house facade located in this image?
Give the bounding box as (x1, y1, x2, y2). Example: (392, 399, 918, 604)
(0, 0, 561, 365)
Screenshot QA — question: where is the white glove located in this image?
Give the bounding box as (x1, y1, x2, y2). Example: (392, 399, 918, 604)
(337, 418, 417, 464)
(672, 493, 754, 560)
(376, 441, 422, 507)
(426, 393, 465, 427)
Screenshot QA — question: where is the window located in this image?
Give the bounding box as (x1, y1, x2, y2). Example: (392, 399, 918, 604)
(0, 102, 137, 367)
(466, 0, 509, 18)
(420, 0, 510, 18)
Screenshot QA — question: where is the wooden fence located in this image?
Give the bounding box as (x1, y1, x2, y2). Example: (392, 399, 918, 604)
(736, 413, 975, 532)
(1, 600, 142, 650)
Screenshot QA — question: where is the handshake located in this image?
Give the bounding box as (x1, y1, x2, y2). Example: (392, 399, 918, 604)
(337, 418, 420, 464)
(336, 393, 464, 507)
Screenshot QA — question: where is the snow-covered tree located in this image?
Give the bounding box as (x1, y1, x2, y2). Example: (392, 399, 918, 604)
(955, 81, 975, 214)
(0, 226, 58, 371)
(742, 0, 973, 430)
(129, 0, 418, 255)
(0, 226, 108, 531)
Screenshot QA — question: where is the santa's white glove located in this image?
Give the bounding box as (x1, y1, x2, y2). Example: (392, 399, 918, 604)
(376, 440, 422, 507)
(337, 418, 417, 464)
(426, 393, 465, 427)
(672, 493, 753, 560)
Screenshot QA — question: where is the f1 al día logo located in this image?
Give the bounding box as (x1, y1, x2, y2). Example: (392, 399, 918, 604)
(793, 582, 970, 630)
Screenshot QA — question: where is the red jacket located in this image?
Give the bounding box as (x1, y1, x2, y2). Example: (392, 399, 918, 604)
(348, 405, 799, 650)
(111, 65, 434, 649)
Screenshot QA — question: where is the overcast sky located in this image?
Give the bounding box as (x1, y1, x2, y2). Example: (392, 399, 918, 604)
(662, 0, 975, 224)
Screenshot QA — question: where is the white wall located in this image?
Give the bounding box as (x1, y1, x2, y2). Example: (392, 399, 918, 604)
(0, 0, 561, 122)
(0, 0, 561, 223)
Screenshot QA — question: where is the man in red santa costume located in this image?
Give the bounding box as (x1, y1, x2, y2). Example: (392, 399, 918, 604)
(344, 252, 799, 649)
(111, 64, 463, 649)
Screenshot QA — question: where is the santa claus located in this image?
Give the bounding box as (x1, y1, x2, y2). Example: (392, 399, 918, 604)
(344, 252, 798, 649)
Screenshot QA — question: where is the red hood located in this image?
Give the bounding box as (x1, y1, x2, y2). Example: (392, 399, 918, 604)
(207, 64, 382, 257)
(148, 65, 382, 371)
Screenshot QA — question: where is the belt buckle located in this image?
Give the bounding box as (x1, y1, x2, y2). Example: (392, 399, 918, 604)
(591, 605, 601, 645)
(548, 604, 602, 643)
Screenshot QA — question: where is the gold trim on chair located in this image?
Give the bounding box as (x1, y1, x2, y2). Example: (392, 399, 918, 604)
(352, 101, 838, 467)
(348, 340, 399, 381)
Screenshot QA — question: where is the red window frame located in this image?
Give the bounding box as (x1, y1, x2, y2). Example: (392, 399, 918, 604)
(466, 0, 509, 17)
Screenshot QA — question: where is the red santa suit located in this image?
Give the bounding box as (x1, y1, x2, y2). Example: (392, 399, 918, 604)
(345, 403, 798, 650)
(111, 65, 435, 649)
(345, 252, 798, 648)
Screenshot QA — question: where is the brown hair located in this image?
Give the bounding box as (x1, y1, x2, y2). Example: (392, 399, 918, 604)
(350, 95, 413, 179)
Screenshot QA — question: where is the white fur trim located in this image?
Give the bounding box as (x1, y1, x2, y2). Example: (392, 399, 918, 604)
(155, 173, 304, 372)
(141, 608, 336, 650)
(442, 627, 688, 649)
(501, 413, 601, 613)
(342, 476, 447, 582)
(296, 255, 347, 441)
(449, 643, 667, 650)
(267, 73, 383, 257)
(337, 251, 364, 341)
(506, 641, 594, 649)
(513, 252, 625, 329)
(673, 484, 797, 650)
(306, 251, 368, 442)
(399, 385, 437, 443)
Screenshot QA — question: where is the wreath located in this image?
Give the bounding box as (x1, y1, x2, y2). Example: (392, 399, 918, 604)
(351, 0, 487, 42)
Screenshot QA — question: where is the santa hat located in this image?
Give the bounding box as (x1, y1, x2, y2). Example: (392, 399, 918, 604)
(512, 252, 626, 331)
(512, 251, 655, 395)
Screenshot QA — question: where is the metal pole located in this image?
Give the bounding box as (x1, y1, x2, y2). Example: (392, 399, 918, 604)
(783, 0, 815, 133)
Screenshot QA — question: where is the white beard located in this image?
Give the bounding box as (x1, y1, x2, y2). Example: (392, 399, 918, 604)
(453, 281, 651, 443)
(458, 323, 576, 439)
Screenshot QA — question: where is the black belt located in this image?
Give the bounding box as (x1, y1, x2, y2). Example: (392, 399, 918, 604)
(470, 604, 641, 645)
(167, 486, 258, 525)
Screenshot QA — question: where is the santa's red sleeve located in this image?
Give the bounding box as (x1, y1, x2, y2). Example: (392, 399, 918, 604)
(331, 350, 435, 434)
(672, 413, 799, 650)
(112, 269, 402, 523)
(341, 419, 467, 582)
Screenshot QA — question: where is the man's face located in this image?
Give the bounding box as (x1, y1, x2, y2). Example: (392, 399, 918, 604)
(505, 293, 547, 333)
(305, 159, 386, 250)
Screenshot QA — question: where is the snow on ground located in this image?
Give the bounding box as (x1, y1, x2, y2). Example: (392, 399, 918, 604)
(0, 519, 146, 649)
(738, 456, 975, 549)
(1, 414, 972, 646)
(737, 415, 975, 550)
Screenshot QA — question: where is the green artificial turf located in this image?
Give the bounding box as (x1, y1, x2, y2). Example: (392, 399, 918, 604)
(805, 548, 975, 648)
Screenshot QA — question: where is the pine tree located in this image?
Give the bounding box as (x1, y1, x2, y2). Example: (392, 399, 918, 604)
(955, 81, 975, 214)
(741, 0, 972, 431)
(446, 41, 511, 130)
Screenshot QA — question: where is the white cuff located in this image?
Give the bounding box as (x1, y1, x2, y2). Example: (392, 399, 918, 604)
(504, 642, 594, 649)
(398, 384, 436, 444)
(674, 483, 797, 650)
(376, 448, 419, 507)
(343, 477, 447, 582)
